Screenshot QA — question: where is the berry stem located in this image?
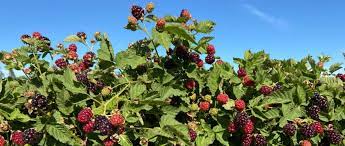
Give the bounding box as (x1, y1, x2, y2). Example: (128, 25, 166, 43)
(140, 22, 160, 58)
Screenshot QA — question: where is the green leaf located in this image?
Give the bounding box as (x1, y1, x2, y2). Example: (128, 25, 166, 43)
(60, 69, 86, 94)
(165, 23, 196, 44)
(296, 85, 306, 105)
(56, 90, 73, 115)
(98, 33, 115, 62)
(159, 86, 187, 100)
(46, 124, 82, 145)
(129, 83, 146, 98)
(329, 63, 342, 73)
(194, 36, 214, 54)
(63, 35, 81, 43)
(8, 109, 31, 122)
(194, 20, 215, 33)
(152, 29, 171, 50)
(118, 134, 133, 146)
(115, 49, 146, 69)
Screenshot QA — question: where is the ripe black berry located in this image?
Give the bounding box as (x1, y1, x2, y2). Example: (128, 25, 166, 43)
(131, 5, 145, 20)
(273, 83, 283, 91)
(307, 105, 320, 120)
(253, 134, 267, 146)
(175, 45, 189, 60)
(326, 130, 343, 144)
(242, 134, 253, 146)
(23, 128, 41, 145)
(76, 73, 89, 84)
(31, 94, 48, 110)
(205, 54, 215, 64)
(283, 123, 296, 136)
(189, 52, 200, 62)
(235, 112, 249, 128)
(86, 82, 98, 93)
(94, 116, 114, 135)
(164, 59, 176, 69)
(310, 93, 328, 111)
(300, 124, 316, 138)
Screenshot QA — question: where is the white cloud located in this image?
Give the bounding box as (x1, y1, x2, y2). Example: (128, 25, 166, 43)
(243, 4, 288, 29)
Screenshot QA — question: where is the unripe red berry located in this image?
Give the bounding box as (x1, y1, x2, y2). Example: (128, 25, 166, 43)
(242, 120, 254, 134)
(82, 121, 94, 134)
(180, 9, 192, 20)
(300, 140, 312, 146)
(77, 108, 93, 123)
(311, 121, 323, 134)
(216, 93, 229, 105)
(109, 113, 125, 127)
(235, 99, 246, 111)
(68, 51, 78, 60)
(32, 32, 42, 39)
(206, 44, 215, 55)
(156, 18, 166, 31)
(0, 135, 6, 146)
(68, 44, 77, 52)
(260, 85, 272, 95)
(199, 101, 210, 111)
(196, 59, 204, 67)
(69, 63, 81, 73)
(11, 131, 25, 146)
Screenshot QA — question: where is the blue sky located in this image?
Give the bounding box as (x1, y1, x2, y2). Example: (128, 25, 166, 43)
(0, 0, 344, 75)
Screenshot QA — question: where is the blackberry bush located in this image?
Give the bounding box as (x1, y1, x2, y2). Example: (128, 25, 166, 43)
(0, 2, 343, 146)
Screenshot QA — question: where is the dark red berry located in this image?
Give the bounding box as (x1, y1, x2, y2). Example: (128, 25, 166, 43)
(68, 44, 77, 52)
(206, 44, 215, 55)
(188, 129, 197, 142)
(55, 58, 68, 68)
(260, 85, 272, 95)
(199, 101, 210, 111)
(131, 5, 145, 20)
(32, 32, 41, 39)
(23, 128, 41, 145)
(83, 52, 95, 61)
(235, 99, 246, 111)
(242, 120, 254, 134)
(216, 93, 229, 105)
(311, 121, 323, 134)
(185, 80, 196, 90)
(103, 138, 116, 146)
(196, 58, 204, 67)
(310, 93, 328, 111)
(68, 51, 78, 60)
(77, 108, 93, 123)
(283, 123, 296, 136)
(205, 54, 215, 64)
(11, 131, 25, 146)
(237, 68, 247, 78)
(242, 134, 253, 146)
(109, 113, 125, 127)
(253, 134, 267, 146)
(227, 122, 237, 133)
(175, 45, 189, 60)
(83, 121, 95, 134)
(189, 52, 200, 62)
(336, 73, 345, 81)
(300, 124, 316, 138)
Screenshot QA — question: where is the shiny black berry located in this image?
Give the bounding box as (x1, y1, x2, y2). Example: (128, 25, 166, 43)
(310, 93, 328, 111)
(31, 94, 48, 110)
(235, 111, 249, 128)
(326, 130, 343, 144)
(76, 73, 89, 84)
(242, 134, 253, 146)
(23, 128, 41, 145)
(205, 54, 215, 64)
(94, 116, 114, 135)
(307, 105, 320, 120)
(131, 5, 145, 20)
(253, 134, 267, 146)
(283, 123, 296, 136)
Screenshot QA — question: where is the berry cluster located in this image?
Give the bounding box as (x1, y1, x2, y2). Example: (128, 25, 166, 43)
(205, 44, 216, 64)
(10, 129, 41, 145)
(307, 93, 328, 120)
(77, 109, 125, 144)
(237, 68, 255, 87)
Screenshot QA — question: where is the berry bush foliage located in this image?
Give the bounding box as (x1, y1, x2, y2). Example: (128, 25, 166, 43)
(0, 3, 344, 146)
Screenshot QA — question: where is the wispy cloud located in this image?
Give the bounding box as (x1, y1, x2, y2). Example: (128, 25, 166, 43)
(243, 4, 288, 29)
